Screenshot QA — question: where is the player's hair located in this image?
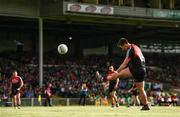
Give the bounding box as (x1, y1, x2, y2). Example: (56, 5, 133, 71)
(11, 70, 18, 76)
(117, 37, 129, 46)
(12, 70, 17, 74)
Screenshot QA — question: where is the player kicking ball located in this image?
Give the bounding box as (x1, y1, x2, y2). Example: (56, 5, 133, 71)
(106, 38, 150, 111)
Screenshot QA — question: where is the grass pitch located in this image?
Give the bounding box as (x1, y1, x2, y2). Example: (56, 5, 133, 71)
(0, 106, 180, 117)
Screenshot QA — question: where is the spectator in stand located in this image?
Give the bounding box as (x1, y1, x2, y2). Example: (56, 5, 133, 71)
(0, 51, 179, 105)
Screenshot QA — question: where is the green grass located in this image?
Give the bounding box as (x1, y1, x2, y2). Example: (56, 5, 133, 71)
(0, 106, 180, 117)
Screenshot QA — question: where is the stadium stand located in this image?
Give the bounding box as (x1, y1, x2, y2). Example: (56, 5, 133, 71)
(0, 51, 179, 106)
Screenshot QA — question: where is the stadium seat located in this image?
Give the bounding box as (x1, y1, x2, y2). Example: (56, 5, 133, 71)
(82, 0, 98, 4)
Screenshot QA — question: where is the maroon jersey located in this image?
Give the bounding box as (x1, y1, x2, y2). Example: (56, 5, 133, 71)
(45, 87, 52, 97)
(108, 70, 118, 91)
(108, 70, 115, 75)
(11, 76, 21, 89)
(126, 44, 146, 82)
(126, 44, 146, 73)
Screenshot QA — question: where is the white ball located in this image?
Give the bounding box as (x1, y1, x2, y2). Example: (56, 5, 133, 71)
(57, 44, 68, 54)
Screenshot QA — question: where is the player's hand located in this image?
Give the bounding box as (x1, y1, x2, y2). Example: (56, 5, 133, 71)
(17, 88, 20, 91)
(47, 93, 52, 97)
(96, 71, 100, 77)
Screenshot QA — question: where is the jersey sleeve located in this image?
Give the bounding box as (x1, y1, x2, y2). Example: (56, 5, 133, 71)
(126, 47, 134, 60)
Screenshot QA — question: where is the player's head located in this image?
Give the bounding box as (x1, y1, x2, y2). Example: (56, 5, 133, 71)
(117, 38, 130, 51)
(12, 70, 18, 76)
(82, 83, 86, 88)
(109, 65, 114, 72)
(48, 83, 52, 88)
(96, 71, 100, 77)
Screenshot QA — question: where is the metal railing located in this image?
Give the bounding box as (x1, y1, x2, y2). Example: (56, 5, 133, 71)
(1, 97, 180, 107)
(0, 98, 95, 107)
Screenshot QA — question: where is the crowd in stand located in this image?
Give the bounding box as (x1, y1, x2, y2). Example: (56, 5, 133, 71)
(0, 52, 179, 106)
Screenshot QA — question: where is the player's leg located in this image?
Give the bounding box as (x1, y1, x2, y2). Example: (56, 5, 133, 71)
(107, 67, 133, 81)
(49, 97, 52, 106)
(136, 95, 140, 106)
(113, 91, 119, 107)
(175, 100, 178, 106)
(110, 91, 119, 107)
(17, 92, 21, 108)
(48, 97, 52, 106)
(131, 95, 136, 106)
(12, 89, 18, 109)
(12, 95, 17, 109)
(47, 97, 50, 106)
(135, 81, 150, 110)
(83, 95, 86, 106)
(44, 97, 47, 106)
(110, 92, 115, 107)
(79, 95, 82, 105)
(109, 84, 114, 107)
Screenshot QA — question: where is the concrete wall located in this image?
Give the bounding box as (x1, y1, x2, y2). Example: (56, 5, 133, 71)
(40, 0, 64, 17)
(0, 0, 39, 18)
(0, 31, 34, 52)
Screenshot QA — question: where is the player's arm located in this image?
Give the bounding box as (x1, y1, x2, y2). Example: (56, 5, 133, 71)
(116, 57, 131, 73)
(85, 87, 88, 92)
(44, 89, 47, 94)
(116, 48, 133, 73)
(17, 77, 24, 90)
(128, 83, 135, 92)
(47, 90, 52, 97)
(128, 86, 133, 93)
(96, 71, 106, 82)
(115, 78, 119, 89)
